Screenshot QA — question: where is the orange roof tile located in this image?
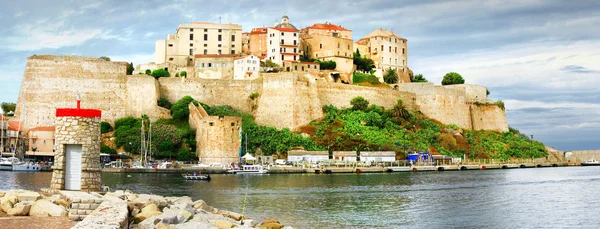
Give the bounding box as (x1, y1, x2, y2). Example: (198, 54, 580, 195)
(307, 23, 350, 31)
(29, 126, 55, 132)
(8, 121, 23, 132)
(250, 28, 268, 34)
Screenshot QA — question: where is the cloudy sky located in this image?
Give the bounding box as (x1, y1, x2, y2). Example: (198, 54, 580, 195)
(1, 0, 599, 150)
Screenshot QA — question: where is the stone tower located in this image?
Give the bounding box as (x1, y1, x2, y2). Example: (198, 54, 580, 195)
(188, 103, 242, 164)
(50, 98, 102, 192)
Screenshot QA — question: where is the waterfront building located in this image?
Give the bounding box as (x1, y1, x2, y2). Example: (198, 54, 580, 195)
(2, 121, 24, 157)
(360, 151, 396, 162)
(333, 151, 357, 162)
(287, 150, 329, 163)
(194, 54, 236, 79)
(0, 114, 8, 154)
(155, 22, 243, 67)
(300, 23, 354, 74)
(248, 27, 268, 59)
(189, 103, 241, 164)
(266, 14, 300, 66)
(355, 29, 409, 82)
(233, 55, 260, 80)
(26, 126, 55, 160)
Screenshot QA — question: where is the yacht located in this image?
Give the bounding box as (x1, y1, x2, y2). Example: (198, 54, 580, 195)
(581, 158, 600, 166)
(0, 157, 14, 170)
(227, 164, 268, 174)
(0, 157, 43, 171)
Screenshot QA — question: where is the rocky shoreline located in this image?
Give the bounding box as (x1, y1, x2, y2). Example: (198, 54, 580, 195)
(0, 189, 290, 229)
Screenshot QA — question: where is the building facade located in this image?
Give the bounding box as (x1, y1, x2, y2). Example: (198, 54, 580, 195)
(242, 32, 250, 54)
(281, 61, 320, 75)
(194, 54, 236, 79)
(27, 126, 55, 158)
(155, 22, 242, 67)
(233, 55, 260, 80)
(266, 15, 300, 66)
(248, 27, 268, 59)
(300, 23, 354, 74)
(355, 29, 408, 82)
(188, 103, 242, 164)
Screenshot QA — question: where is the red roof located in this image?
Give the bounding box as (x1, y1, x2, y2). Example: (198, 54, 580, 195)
(30, 126, 55, 132)
(250, 28, 268, 34)
(56, 100, 101, 118)
(194, 54, 238, 58)
(8, 121, 23, 131)
(307, 23, 349, 31)
(270, 27, 299, 32)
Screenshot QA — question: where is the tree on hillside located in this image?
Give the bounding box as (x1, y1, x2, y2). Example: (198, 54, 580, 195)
(127, 62, 134, 75)
(99, 56, 111, 61)
(412, 74, 428, 83)
(151, 69, 170, 79)
(353, 49, 375, 73)
(441, 72, 465, 85)
(350, 96, 369, 111)
(389, 99, 411, 123)
(1, 102, 16, 116)
(145, 69, 151, 75)
(171, 96, 196, 121)
(383, 68, 398, 84)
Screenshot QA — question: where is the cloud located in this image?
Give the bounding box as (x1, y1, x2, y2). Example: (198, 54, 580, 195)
(561, 65, 598, 74)
(2, 24, 114, 51)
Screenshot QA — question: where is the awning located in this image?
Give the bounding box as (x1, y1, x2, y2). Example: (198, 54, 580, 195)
(25, 151, 54, 157)
(242, 153, 256, 161)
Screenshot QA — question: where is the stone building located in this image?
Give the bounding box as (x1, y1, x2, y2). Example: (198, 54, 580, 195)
(281, 61, 320, 76)
(266, 15, 300, 66)
(155, 22, 243, 66)
(248, 27, 268, 59)
(194, 54, 236, 79)
(233, 55, 260, 80)
(241, 32, 250, 54)
(51, 99, 102, 191)
(355, 29, 409, 82)
(26, 126, 55, 160)
(300, 23, 354, 74)
(188, 103, 241, 164)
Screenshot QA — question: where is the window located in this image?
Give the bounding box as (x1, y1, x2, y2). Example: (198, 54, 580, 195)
(209, 122, 214, 126)
(218, 50, 221, 54)
(204, 34, 208, 41)
(281, 56, 284, 60)
(202, 63, 205, 67)
(231, 35, 235, 41)
(169, 57, 174, 61)
(204, 44, 207, 47)
(280, 47, 283, 52)
(204, 49, 207, 54)
(302, 66, 304, 71)
(208, 63, 212, 67)
(33, 139, 36, 144)
(218, 35, 222, 41)
(389, 58, 391, 64)
(320, 44, 322, 49)
(381, 45, 383, 52)
(314, 65, 317, 69)
(270, 40, 272, 45)
(253, 67, 255, 71)
(190, 34, 194, 40)
(189, 49, 193, 55)
(316, 54, 318, 57)
(295, 66, 297, 71)
(338, 43, 340, 48)
(222, 63, 226, 67)
(389, 37, 392, 42)
(281, 39, 284, 44)
(395, 38, 397, 43)
(293, 55, 296, 61)
(204, 29, 207, 32)
(232, 45, 235, 47)
(293, 48, 296, 53)
(218, 29, 222, 32)
(395, 59, 397, 64)
(281, 32, 284, 36)
(402, 48, 405, 54)
(168, 44, 173, 47)
(293, 33, 297, 36)
(389, 46, 391, 52)
(231, 50, 235, 54)
(190, 43, 193, 47)
(218, 44, 222, 47)
(190, 28, 194, 32)
(348, 44, 350, 50)
(395, 47, 397, 53)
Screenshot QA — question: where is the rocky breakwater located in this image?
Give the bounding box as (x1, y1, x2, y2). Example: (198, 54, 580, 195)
(0, 189, 69, 217)
(75, 190, 292, 229)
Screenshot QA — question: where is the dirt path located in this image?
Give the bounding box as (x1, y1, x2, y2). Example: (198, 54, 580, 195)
(0, 216, 77, 229)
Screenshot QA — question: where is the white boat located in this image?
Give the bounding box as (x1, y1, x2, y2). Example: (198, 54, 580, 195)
(0, 157, 43, 171)
(228, 165, 268, 174)
(0, 157, 15, 170)
(581, 158, 600, 166)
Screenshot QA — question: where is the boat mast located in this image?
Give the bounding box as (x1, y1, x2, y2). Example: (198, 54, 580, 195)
(148, 122, 152, 162)
(1, 113, 4, 157)
(140, 118, 145, 166)
(15, 101, 25, 159)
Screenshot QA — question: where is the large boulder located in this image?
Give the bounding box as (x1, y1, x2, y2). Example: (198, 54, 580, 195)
(166, 196, 193, 206)
(29, 199, 67, 217)
(160, 209, 186, 224)
(0, 194, 18, 212)
(214, 220, 234, 229)
(260, 219, 284, 229)
(175, 221, 218, 229)
(16, 191, 41, 202)
(135, 194, 168, 209)
(134, 204, 162, 223)
(7, 203, 31, 216)
(192, 199, 214, 212)
(138, 215, 162, 229)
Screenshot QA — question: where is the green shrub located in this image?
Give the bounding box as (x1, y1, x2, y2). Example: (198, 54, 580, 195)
(101, 145, 117, 155)
(350, 96, 369, 111)
(319, 60, 336, 70)
(114, 117, 140, 130)
(180, 71, 187, 77)
(352, 72, 379, 84)
(441, 72, 465, 85)
(127, 62, 134, 75)
(151, 69, 170, 79)
(158, 98, 173, 109)
(177, 148, 196, 161)
(249, 93, 260, 100)
(171, 96, 195, 121)
(412, 74, 428, 83)
(100, 122, 113, 134)
(145, 69, 151, 75)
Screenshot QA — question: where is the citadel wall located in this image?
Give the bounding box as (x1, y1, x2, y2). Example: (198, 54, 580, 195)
(316, 80, 417, 111)
(14, 55, 170, 131)
(470, 104, 509, 132)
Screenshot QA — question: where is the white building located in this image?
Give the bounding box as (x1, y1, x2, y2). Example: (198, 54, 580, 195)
(266, 15, 300, 66)
(333, 151, 357, 162)
(155, 22, 242, 67)
(233, 55, 260, 80)
(360, 151, 396, 162)
(287, 150, 329, 163)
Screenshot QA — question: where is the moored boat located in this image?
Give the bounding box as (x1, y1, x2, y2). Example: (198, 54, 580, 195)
(581, 158, 600, 166)
(182, 172, 211, 181)
(227, 165, 268, 174)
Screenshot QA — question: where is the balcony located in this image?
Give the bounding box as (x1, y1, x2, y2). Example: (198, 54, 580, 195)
(280, 43, 298, 47)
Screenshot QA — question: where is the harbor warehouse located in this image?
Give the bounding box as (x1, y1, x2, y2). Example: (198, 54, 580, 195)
(333, 151, 357, 162)
(360, 151, 396, 162)
(287, 150, 329, 163)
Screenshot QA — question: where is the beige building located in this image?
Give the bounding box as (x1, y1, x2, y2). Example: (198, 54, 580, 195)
(155, 22, 243, 67)
(3, 121, 24, 156)
(282, 61, 320, 76)
(189, 103, 241, 164)
(300, 23, 354, 73)
(234, 55, 260, 80)
(242, 32, 250, 54)
(194, 54, 236, 79)
(27, 126, 55, 158)
(266, 15, 300, 66)
(355, 29, 408, 82)
(248, 27, 268, 59)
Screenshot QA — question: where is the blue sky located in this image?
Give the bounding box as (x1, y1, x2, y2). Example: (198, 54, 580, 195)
(1, 0, 599, 150)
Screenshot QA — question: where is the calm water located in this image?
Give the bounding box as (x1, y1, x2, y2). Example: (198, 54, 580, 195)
(2, 167, 600, 228)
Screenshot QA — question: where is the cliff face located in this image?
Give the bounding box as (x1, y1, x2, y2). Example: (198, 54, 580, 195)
(16, 55, 508, 133)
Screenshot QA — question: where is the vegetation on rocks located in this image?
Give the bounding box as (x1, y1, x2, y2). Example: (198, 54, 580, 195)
(441, 72, 465, 85)
(151, 69, 170, 79)
(100, 122, 113, 134)
(383, 68, 398, 84)
(412, 74, 428, 83)
(127, 62, 134, 75)
(353, 49, 375, 73)
(1, 102, 16, 116)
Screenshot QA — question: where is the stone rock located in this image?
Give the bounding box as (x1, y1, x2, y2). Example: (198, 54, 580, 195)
(243, 219, 259, 227)
(16, 191, 41, 202)
(55, 199, 70, 208)
(192, 210, 235, 223)
(160, 209, 186, 224)
(134, 204, 162, 223)
(29, 199, 67, 217)
(170, 203, 195, 215)
(7, 201, 32, 216)
(135, 194, 168, 209)
(157, 222, 177, 229)
(193, 199, 214, 213)
(214, 220, 235, 229)
(227, 211, 243, 221)
(175, 221, 218, 229)
(132, 208, 141, 217)
(0, 194, 17, 212)
(138, 216, 162, 229)
(167, 196, 193, 206)
(128, 201, 145, 213)
(259, 223, 284, 229)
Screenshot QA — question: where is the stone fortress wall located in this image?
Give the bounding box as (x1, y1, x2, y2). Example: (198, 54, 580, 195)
(15, 55, 508, 134)
(14, 55, 170, 131)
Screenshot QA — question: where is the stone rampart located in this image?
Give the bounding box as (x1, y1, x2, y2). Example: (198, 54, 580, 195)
(316, 80, 417, 111)
(470, 104, 509, 132)
(14, 55, 170, 131)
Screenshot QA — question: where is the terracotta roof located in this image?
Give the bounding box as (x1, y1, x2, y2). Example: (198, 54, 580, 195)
(193, 54, 238, 58)
(270, 27, 299, 32)
(234, 55, 258, 60)
(307, 23, 350, 31)
(250, 28, 268, 34)
(7, 121, 23, 132)
(29, 126, 55, 132)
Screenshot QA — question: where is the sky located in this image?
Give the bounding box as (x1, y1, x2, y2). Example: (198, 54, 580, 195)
(0, 0, 599, 151)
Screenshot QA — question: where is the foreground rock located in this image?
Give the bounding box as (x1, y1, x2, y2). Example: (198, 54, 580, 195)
(29, 199, 68, 217)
